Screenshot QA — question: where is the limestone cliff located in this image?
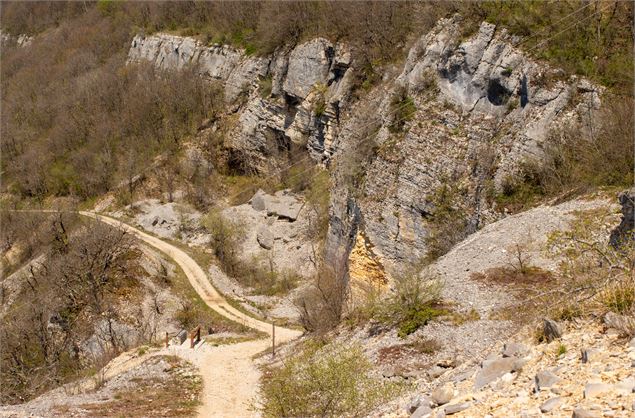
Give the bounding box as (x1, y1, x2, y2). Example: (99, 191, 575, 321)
(326, 16, 601, 272)
(127, 15, 602, 277)
(128, 34, 354, 172)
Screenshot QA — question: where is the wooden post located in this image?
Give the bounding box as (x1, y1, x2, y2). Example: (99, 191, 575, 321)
(165, 331, 169, 348)
(272, 322, 276, 357)
(190, 325, 201, 349)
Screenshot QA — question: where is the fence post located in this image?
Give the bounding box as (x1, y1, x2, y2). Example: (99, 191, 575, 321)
(190, 325, 201, 349)
(272, 322, 276, 357)
(165, 331, 169, 348)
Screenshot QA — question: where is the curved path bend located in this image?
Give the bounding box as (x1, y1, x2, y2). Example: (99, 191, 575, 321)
(4, 210, 301, 417)
(79, 212, 302, 417)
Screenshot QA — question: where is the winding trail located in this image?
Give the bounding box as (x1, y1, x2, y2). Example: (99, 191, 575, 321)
(5, 210, 302, 417)
(80, 211, 302, 417)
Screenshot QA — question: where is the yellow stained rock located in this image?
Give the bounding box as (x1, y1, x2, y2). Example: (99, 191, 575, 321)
(348, 232, 388, 301)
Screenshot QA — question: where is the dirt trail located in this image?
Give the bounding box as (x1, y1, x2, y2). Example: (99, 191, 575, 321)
(78, 212, 302, 417)
(2, 210, 301, 417)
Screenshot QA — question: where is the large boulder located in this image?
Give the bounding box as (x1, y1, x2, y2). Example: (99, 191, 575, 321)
(583, 383, 614, 399)
(572, 409, 599, 418)
(444, 402, 472, 415)
(474, 357, 525, 390)
(250, 189, 267, 211)
(502, 342, 529, 358)
(264, 191, 303, 221)
(248, 190, 303, 221)
(431, 383, 454, 406)
(540, 397, 562, 413)
(535, 370, 561, 392)
(257, 226, 274, 250)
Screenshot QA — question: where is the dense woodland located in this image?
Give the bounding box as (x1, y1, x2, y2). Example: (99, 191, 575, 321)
(1, 0, 632, 204)
(0, 212, 137, 402)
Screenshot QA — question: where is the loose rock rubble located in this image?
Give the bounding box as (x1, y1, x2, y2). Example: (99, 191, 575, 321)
(396, 321, 634, 418)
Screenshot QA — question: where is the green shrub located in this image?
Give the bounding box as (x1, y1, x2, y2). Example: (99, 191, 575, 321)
(389, 270, 445, 338)
(345, 268, 445, 336)
(397, 305, 444, 338)
(175, 301, 199, 330)
(413, 68, 438, 95)
(258, 75, 272, 99)
(501, 100, 634, 213)
(235, 256, 299, 297)
(296, 266, 348, 334)
(494, 164, 546, 213)
(314, 100, 327, 117)
(305, 169, 331, 240)
(2, 10, 222, 201)
(388, 87, 417, 133)
(201, 209, 244, 276)
(464, 1, 633, 90)
(541, 100, 634, 194)
(260, 341, 401, 418)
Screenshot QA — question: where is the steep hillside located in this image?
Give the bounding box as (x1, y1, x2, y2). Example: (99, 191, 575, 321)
(0, 211, 250, 404)
(1, 2, 633, 417)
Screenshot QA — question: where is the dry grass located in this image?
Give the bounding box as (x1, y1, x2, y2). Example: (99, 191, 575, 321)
(471, 266, 554, 287)
(377, 338, 441, 363)
(492, 206, 633, 330)
(446, 308, 481, 326)
(72, 356, 202, 417)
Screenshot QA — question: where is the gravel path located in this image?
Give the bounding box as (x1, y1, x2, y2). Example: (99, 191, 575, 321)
(81, 211, 302, 417)
(2, 210, 301, 418)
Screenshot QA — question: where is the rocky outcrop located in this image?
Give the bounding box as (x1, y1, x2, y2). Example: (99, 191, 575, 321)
(400, 320, 634, 418)
(128, 15, 603, 274)
(249, 189, 303, 221)
(328, 16, 602, 269)
(609, 187, 635, 247)
(128, 34, 355, 172)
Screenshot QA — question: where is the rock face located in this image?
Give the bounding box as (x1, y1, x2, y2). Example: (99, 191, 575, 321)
(128, 34, 354, 172)
(127, 15, 602, 276)
(609, 187, 635, 247)
(283, 38, 333, 100)
(326, 16, 602, 271)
